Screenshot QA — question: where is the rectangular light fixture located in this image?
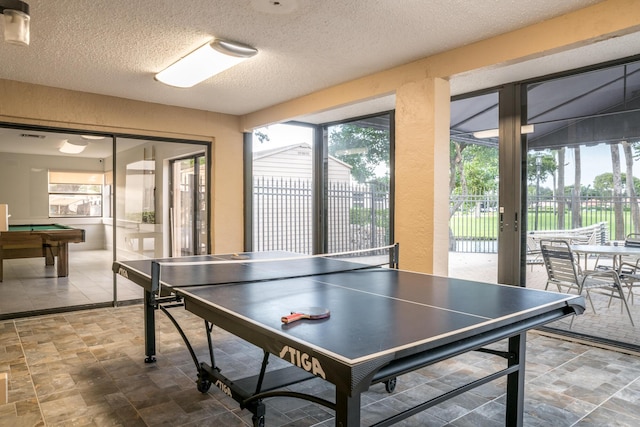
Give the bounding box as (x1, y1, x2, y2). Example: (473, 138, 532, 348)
(155, 39, 258, 88)
(472, 125, 535, 139)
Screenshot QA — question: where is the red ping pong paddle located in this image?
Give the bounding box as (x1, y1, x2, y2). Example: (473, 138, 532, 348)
(281, 307, 330, 324)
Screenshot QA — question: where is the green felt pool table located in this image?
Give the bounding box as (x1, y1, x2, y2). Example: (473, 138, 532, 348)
(0, 224, 85, 281)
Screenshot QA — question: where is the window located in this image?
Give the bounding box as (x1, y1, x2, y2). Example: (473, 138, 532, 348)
(48, 171, 103, 217)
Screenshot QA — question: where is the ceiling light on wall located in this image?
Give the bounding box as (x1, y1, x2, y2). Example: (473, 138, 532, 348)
(155, 38, 258, 88)
(59, 140, 88, 154)
(0, 0, 30, 46)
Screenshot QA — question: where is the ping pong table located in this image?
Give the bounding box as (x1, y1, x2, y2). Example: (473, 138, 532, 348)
(113, 245, 585, 426)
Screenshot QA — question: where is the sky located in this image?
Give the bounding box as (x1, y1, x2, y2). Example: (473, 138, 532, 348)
(252, 124, 313, 152)
(540, 143, 640, 189)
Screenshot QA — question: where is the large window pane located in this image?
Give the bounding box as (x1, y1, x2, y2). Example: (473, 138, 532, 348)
(448, 92, 499, 283)
(170, 154, 208, 256)
(327, 114, 391, 252)
(252, 124, 314, 254)
(524, 59, 640, 347)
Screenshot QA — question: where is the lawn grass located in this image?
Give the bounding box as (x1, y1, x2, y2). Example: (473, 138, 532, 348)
(450, 208, 633, 239)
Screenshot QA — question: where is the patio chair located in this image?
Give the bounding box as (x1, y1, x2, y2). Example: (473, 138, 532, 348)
(616, 233, 640, 304)
(525, 235, 543, 270)
(540, 239, 634, 326)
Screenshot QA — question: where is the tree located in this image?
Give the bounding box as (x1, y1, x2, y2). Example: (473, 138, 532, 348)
(461, 144, 498, 195)
(623, 141, 640, 234)
(611, 143, 624, 239)
(448, 140, 498, 248)
(328, 125, 390, 183)
(571, 146, 582, 228)
(526, 151, 556, 185)
(254, 129, 270, 144)
(557, 148, 566, 229)
(449, 140, 468, 218)
(449, 143, 498, 196)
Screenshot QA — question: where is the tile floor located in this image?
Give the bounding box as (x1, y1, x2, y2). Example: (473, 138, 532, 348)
(1, 304, 640, 426)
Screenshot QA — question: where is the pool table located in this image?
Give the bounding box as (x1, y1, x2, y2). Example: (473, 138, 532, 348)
(0, 224, 85, 281)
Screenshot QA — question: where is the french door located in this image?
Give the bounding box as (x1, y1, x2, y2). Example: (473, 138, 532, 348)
(170, 154, 208, 256)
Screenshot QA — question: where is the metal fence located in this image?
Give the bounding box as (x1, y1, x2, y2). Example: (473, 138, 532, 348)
(450, 194, 640, 253)
(253, 185, 638, 255)
(253, 177, 390, 254)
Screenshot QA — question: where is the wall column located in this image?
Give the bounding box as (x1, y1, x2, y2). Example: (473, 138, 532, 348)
(395, 77, 450, 275)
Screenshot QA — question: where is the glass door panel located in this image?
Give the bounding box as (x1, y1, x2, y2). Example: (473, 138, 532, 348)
(170, 154, 207, 256)
(326, 114, 392, 253)
(114, 139, 209, 303)
(524, 62, 640, 346)
(449, 92, 499, 283)
(252, 124, 314, 254)
(0, 128, 113, 316)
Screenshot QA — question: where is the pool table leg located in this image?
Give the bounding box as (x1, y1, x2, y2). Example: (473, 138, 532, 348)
(44, 245, 55, 266)
(56, 243, 69, 277)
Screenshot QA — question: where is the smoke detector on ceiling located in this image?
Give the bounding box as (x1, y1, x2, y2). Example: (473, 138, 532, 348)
(250, 0, 298, 14)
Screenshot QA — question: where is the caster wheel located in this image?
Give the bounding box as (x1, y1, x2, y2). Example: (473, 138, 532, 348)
(384, 377, 397, 393)
(252, 415, 265, 427)
(196, 377, 211, 393)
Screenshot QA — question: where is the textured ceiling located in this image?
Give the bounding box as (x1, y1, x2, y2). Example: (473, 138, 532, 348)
(0, 0, 619, 125)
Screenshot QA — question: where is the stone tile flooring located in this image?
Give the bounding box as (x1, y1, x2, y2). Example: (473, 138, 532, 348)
(2, 305, 640, 426)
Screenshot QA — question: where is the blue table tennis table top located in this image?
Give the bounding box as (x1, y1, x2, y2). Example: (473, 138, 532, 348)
(114, 250, 584, 366)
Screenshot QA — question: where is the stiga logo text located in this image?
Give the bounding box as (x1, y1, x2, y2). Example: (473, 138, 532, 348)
(118, 267, 128, 279)
(215, 379, 232, 397)
(279, 346, 326, 379)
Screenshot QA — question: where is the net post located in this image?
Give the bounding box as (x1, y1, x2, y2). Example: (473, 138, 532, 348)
(151, 261, 161, 293)
(390, 243, 400, 269)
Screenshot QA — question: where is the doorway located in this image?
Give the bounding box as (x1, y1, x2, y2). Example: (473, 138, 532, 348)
(170, 154, 208, 256)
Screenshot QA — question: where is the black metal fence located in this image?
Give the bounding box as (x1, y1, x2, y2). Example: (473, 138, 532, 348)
(253, 177, 390, 254)
(253, 184, 639, 255)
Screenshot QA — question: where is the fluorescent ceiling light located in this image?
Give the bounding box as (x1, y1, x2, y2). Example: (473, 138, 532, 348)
(521, 124, 535, 134)
(472, 129, 499, 139)
(472, 125, 535, 139)
(59, 140, 88, 154)
(81, 135, 105, 140)
(0, 0, 30, 46)
(155, 39, 258, 88)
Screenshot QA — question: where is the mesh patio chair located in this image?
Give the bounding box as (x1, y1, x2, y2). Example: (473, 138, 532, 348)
(540, 239, 634, 326)
(616, 233, 640, 304)
(525, 235, 543, 270)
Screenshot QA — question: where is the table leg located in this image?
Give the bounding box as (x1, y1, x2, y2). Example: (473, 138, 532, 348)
(56, 243, 69, 276)
(505, 332, 526, 427)
(45, 247, 55, 266)
(144, 289, 157, 363)
(335, 389, 360, 427)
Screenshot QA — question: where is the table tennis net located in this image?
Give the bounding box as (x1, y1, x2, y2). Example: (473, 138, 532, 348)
(150, 244, 399, 291)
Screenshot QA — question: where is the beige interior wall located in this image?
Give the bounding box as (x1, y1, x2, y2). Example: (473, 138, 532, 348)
(241, 0, 640, 274)
(0, 79, 245, 253)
